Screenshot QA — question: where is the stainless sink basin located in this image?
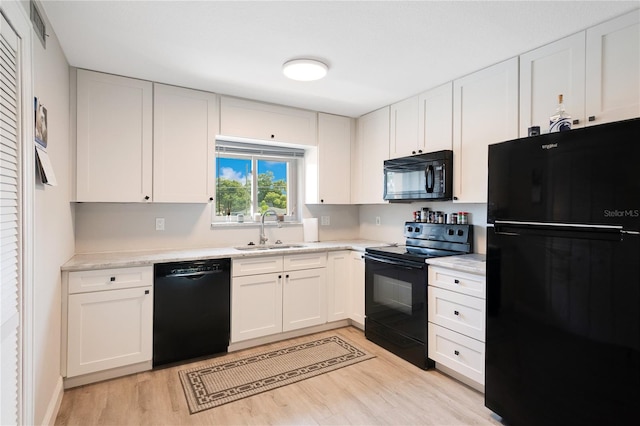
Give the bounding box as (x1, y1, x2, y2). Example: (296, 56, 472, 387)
(234, 244, 306, 251)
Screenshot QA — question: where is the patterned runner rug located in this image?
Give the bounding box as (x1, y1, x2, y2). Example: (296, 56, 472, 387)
(178, 335, 375, 414)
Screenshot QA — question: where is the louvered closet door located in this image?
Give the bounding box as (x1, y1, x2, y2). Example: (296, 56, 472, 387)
(0, 12, 21, 426)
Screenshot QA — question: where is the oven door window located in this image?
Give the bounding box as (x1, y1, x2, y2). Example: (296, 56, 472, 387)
(365, 258, 427, 342)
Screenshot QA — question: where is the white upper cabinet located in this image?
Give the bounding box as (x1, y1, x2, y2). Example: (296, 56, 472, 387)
(453, 58, 519, 203)
(520, 10, 639, 134)
(585, 10, 640, 125)
(307, 113, 352, 204)
(419, 82, 454, 153)
(353, 106, 390, 204)
(76, 69, 153, 202)
(389, 95, 420, 158)
(153, 84, 218, 203)
(220, 96, 317, 146)
(519, 32, 586, 136)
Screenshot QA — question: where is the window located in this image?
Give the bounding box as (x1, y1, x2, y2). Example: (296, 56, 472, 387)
(214, 141, 303, 222)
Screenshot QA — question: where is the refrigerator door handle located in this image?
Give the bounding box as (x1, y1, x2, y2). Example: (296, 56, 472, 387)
(494, 220, 623, 231)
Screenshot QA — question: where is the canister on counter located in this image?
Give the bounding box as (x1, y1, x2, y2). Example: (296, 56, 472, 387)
(414, 211, 421, 222)
(421, 208, 429, 222)
(450, 212, 458, 224)
(459, 212, 469, 224)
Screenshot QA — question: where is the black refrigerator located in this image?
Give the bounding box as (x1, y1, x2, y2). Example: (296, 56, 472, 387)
(485, 118, 640, 426)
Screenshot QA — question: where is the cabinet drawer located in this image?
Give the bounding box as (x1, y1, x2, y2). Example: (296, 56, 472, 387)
(428, 323, 484, 386)
(283, 252, 327, 271)
(429, 266, 485, 299)
(428, 286, 485, 341)
(233, 256, 283, 277)
(68, 266, 153, 294)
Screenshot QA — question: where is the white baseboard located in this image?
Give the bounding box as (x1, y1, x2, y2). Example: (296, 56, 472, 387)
(41, 375, 64, 426)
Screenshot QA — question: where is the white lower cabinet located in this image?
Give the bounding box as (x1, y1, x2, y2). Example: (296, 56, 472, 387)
(231, 253, 327, 343)
(282, 268, 327, 332)
(326, 251, 351, 322)
(65, 266, 153, 379)
(349, 251, 365, 327)
(428, 266, 486, 389)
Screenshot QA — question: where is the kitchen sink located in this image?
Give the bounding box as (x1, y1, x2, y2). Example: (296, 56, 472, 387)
(234, 244, 306, 251)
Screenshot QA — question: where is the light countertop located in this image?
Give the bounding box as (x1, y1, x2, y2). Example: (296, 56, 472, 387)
(61, 239, 390, 271)
(426, 253, 486, 275)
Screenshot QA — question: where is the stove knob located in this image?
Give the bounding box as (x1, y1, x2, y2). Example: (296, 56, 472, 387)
(414, 226, 421, 233)
(457, 229, 464, 236)
(407, 226, 413, 232)
(448, 229, 454, 236)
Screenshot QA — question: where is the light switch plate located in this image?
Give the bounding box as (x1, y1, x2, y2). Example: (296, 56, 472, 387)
(321, 216, 330, 226)
(155, 217, 165, 231)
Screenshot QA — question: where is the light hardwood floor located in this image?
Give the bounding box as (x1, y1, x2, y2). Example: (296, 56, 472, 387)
(55, 326, 503, 425)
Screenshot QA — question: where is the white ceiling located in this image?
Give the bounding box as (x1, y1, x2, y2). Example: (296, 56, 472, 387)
(41, 0, 639, 118)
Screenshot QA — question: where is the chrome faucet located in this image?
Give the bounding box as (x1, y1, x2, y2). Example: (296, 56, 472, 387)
(260, 209, 278, 244)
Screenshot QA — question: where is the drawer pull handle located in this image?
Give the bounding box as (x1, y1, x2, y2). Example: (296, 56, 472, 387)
(144, 290, 149, 295)
(588, 115, 596, 122)
(454, 310, 459, 316)
(454, 350, 460, 356)
(110, 277, 116, 282)
(454, 279, 460, 284)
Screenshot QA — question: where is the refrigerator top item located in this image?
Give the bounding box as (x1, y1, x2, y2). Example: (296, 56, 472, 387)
(488, 118, 640, 230)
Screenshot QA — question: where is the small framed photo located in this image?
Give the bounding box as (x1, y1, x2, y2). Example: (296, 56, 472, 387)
(35, 97, 48, 148)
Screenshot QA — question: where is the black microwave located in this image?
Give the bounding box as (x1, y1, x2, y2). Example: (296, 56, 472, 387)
(383, 150, 453, 202)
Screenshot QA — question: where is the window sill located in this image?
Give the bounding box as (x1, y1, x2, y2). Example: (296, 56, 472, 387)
(210, 221, 302, 229)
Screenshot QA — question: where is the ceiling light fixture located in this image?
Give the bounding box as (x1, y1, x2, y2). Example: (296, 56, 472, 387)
(282, 59, 328, 81)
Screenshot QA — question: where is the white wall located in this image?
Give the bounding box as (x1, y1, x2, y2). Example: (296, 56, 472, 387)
(74, 203, 359, 253)
(359, 202, 488, 254)
(29, 2, 75, 423)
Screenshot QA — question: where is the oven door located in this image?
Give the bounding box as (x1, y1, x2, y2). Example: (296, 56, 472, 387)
(364, 253, 432, 368)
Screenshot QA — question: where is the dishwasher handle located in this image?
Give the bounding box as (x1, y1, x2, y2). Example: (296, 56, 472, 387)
(163, 270, 225, 279)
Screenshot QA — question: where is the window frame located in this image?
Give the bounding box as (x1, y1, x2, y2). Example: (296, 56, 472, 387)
(212, 146, 300, 224)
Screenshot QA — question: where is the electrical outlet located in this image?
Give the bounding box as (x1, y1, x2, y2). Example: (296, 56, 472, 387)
(321, 216, 330, 226)
(375, 216, 381, 226)
(155, 217, 165, 231)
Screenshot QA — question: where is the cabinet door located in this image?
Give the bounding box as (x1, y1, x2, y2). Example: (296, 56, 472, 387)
(419, 82, 453, 152)
(389, 95, 419, 159)
(76, 70, 153, 202)
(282, 268, 327, 332)
(311, 113, 352, 204)
(349, 251, 365, 327)
(153, 84, 218, 202)
(67, 286, 152, 377)
(519, 32, 586, 136)
(220, 96, 317, 146)
(231, 272, 282, 342)
(354, 106, 390, 204)
(326, 251, 350, 322)
(453, 58, 519, 203)
(586, 10, 640, 125)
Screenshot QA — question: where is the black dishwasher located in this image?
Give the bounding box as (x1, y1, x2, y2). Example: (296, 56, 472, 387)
(153, 258, 230, 367)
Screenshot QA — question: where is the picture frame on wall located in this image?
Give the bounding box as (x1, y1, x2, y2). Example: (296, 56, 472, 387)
(35, 97, 47, 148)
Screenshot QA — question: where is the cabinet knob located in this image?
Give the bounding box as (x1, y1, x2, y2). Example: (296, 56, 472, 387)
(588, 115, 596, 122)
(412, 151, 416, 155)
(453, 196, 458, 201)
(454, 310, 459, 316)
(144, 290, 149, 295)
(454, 350, 460, 356)
(144, 195, 150, 201)
(418, 150, 423, 153)
(454, 279, 460, 284)
(279, 275, 282, 279)
(209, 197, 213, 202)
(270, 134, 275, 139)
(572, 119, 580, 125)
(320, 199, 324, 203)
(110, 277, 116, 282)
(286, 274, 290, 278)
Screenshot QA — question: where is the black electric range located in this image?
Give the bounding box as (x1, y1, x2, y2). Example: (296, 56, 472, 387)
(363, 222, 473, 369)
